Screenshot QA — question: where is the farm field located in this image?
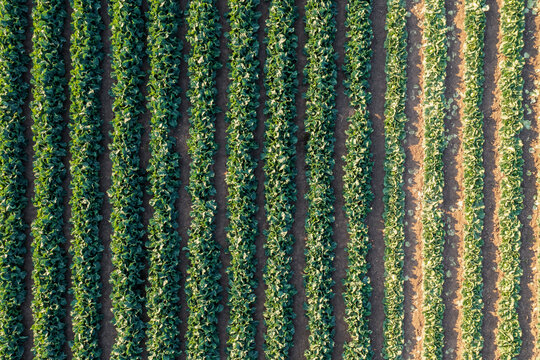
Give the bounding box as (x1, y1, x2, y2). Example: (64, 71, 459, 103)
(0, 0, 539, 359)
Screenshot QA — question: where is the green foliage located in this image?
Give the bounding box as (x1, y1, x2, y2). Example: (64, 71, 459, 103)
(30, 0, 68, 358)
(342, 0, 373, 358)
(262, 0, 298, 358)
(225, 0, 260, 358)
(145, 0, 182, 358)
(382, 0, 408, 358)
(108, 0, 146, 357)
(68, 0, 104, 359)
(303, 0, 337, 358)
(0, 0, 28, 358)
(185, 0, 222, 358)
(461, 1, 486, 358)
(421, 1, 447, 358)
(496, 0, 525, 358)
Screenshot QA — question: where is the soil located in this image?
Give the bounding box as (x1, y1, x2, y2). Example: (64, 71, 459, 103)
(481, 0, 503, 358)
(16, 0, 540, 359)
(402, 0, 425, 358)
(441, 0, 466, 358)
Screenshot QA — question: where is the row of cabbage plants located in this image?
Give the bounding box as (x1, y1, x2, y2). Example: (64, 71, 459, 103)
(225, 0, 261, 358)
(185, 0, 222, 358)
(145, 0, 182, 358)
(303, 0, 337, 358)
(421, 0, 448, 358)
(382, 0, 408, 358)
(496, 0, 525, 358)
(68, 0, 104, 359)
(342, 0, 373, 359)
(30, 0, 68, 358)
(0, 0, 29, 358)
(460, 1, 487, 358)
(262, 0, 298, 358)
(108, 0, 146, 357)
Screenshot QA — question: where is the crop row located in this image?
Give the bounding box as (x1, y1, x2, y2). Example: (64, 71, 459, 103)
(342, 0, 373, 359)
(30, 0, 68, 358)
(145, 0, 182, 359)
(185, 0, 222, 358)
(461, 0, 487, 358)
(382, 0, 408, 358)
(262, 0, 298, 359)
(303, 0, 337, 358)
(108, 0, 146, 357)
(421, 0, 447, 358)
(68, 0, 104, 359)
(225, 0, 260, 358)
(496, 0, 525, 358)
(0, 0, 29, 358)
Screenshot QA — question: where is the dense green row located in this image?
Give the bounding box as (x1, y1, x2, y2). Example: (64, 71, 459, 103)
(185, 0, 222, 358)
(382, 0, 408, 358)
(225, 0, 260, 358)
(303, 0, 337, 358)
(145, 0, 182, 358)
(421, 0, 447, 358)
(461, 0, 487, 358)
(262, 0, 298, 358)
(30, 0, 68, 358)
(0, 0, 28, 358)
(342, 0, 373, 359)
(496, 0, 525, 358)
(68, 0, 104, 359)
(108, 0, 146, 357)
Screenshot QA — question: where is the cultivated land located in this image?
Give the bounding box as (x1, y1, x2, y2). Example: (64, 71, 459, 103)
(0, 0, 538, 359)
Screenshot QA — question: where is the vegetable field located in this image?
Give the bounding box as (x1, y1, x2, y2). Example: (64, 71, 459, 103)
(0, 0, 539, 359)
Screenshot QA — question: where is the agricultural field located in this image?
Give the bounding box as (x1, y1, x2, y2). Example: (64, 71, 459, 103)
(0, 0, 539, 359)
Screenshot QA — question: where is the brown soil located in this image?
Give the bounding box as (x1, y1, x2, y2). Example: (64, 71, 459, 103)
(518, 3, 540, 358)
(366, 0, 388, 358)
(290, 0, 309, 358)
(331, 0, 351, 357)
(403, 0, 425, 358)
(441, 0, 466, 358)
(481, 0, 503, 358)
(215, 0, 231, 356)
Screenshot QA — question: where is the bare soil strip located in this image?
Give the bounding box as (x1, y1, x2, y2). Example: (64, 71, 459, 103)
(21, 0, 35, 357)
(403, 0, 424, 357)
(215, 0, 231, 356)
(331, 0, 350, 357)
(175, 1, 190, 358)
(517, 3, 540, 358)
(480, 0, 502, 357)
(290, 0, 309, 357)
(254, 1, 269, 356)
(97, 0, 115, 356)
(61, 0, 74, 358)
(366, 1, 387, 358)
(441, 0, 466, 358)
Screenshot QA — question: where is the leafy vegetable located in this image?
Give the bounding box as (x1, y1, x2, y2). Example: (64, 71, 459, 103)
(303, 0, 337, 358)
(421, 0, 448, 358)
(461, 0, 487, 357)
(225, 0, 261, 358)
(0, 0, 29, 358)
(262, 0, 298, 358)
(145, 0, 182, 358)
(68, 0, 104, 358)
(30, 0, 68, 358)
(185, 0, 222, 358)
(496, 0, 525, 358)
(342, 0, 373, 358)
(108, 0, 146, 357)
(382, 0, 408, 358)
